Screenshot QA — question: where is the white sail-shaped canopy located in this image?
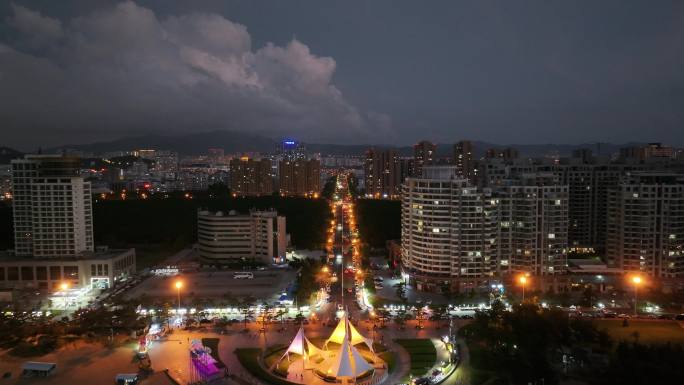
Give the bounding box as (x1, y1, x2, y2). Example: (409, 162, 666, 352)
(274, 327, 324, 369)
(325, 314, 374, 352)
(286, 327, 307, 356)
(326, 335, 372, 378)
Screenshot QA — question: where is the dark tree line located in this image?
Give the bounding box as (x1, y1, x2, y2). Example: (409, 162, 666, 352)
(356, 198, 401, 248)
(460, 302, 684, 385)
(94, 192, 331, 251)
(460, 302, 612, 385)
(0, 202, 12, 250)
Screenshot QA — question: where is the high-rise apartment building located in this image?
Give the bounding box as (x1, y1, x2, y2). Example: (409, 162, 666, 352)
(135, 149, 179, 172)
(484, 147, 519, 160)
(364, 148, 402, 198)
(620, 143, 676, 161)
(496, 174, 569, 276)
(228, 157, 274, 196)
(197, 210, 287, 264)
(453, 141, 475, 184)
(11, 155, 94, 257)
(278, 140, 307, 161)
(278, 158, 321, 197)
(606, 173, 684, 278)
(412, 140, 436, 177)
(401, 166, 569, 292)
(478, 154, 649, 253)
(401, 166, 498, 292)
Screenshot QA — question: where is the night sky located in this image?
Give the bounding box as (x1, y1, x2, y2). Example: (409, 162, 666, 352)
(1, 0, 684, 150)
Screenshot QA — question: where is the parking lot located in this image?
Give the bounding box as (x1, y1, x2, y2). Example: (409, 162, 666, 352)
(123, 268, 298, 303)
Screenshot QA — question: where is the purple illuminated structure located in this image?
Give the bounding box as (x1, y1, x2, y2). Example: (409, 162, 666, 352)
(189, 339, 221, 383)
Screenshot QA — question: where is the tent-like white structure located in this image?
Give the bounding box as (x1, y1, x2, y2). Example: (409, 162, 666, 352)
(325, 334, 373, 379)
(273, 327, 325, 370)
(325, 314, 374, 353)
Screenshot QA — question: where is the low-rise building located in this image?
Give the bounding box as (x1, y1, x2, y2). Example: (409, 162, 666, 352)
(0, 248, 136, 291)
(197, 210, 287, 265)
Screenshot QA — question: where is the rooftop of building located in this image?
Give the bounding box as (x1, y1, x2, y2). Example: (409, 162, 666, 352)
(198, 209, 279, 217)
(567, 258, 623, 274)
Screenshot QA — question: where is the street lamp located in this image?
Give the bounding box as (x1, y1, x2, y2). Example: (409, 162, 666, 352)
(60, 282, 69, 310)
(519, 276, 527, 303)
(175, 280, 183, 326)
(631, 276, 642, 316)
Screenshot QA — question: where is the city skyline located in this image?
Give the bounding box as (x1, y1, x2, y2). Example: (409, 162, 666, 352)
(2, 1, 684, 149)
(2, 2, 684, 384)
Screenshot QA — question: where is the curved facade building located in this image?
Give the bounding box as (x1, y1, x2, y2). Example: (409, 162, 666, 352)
(401, 167, 498, 292)
(197, 210, 286, 265)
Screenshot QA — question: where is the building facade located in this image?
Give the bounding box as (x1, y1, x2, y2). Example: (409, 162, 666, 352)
(496, 177, 569, 277)
(278, 158, 321, 197)
(228, 157, 274, 196)
(364, 148, 402, 198)
(197, 210, 287, 264)
(453, 141, 475, 184)
(0, 248, 136, 291)
(606, 173, 684, 278)
(11, 155, 94, 257)
(401, 167, 498, 292)
(412, 140, 436, 177)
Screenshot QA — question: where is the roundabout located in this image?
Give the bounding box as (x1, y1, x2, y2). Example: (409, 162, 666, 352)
(265, 314, 388, 385)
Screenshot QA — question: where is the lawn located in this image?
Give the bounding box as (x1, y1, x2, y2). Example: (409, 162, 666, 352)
(262, 344, 291, 377)
(595, 319, 684, 345)
(234, 348, 298, 385)
(395, 338, 437, 376)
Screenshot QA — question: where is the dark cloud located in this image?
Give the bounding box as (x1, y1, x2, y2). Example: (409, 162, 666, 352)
(1, 1, 684, 149)
(0, 2, 391, 149)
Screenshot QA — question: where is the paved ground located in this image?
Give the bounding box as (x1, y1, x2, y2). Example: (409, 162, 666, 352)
(123, 269, 298, 302)
(372, 267, 453, 306)
(0, 340, 140, 385)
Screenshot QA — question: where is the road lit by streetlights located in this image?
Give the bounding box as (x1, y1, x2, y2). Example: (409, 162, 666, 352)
(61, 282, 69, 310)
(519, 275, 528, 302)
(631, 275, 642, 316)
(175, 280, 183, 325)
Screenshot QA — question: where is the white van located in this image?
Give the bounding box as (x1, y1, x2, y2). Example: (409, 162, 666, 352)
(233, 272, 254, 279)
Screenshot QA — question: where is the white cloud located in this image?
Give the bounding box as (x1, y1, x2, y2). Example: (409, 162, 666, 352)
(0, 1, 391, 147)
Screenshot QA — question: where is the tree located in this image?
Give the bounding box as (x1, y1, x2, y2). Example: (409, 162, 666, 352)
(430, 305, 448, 328)
(394, 309, 407, 329)
(394, 281, 407, 303)
(580, 286, 596, 308)
(275, 309, 287, 330)
(259, 302, 272, 332)
(416, 307, 426, 329)
(239, 295, 256, 331)
(376, 309, 390, 328)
